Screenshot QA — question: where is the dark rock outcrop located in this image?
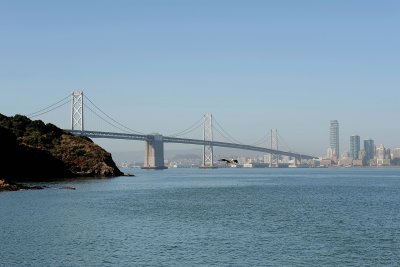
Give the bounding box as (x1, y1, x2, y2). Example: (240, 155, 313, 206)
(0, 114, 123, 183)
(0, 179, 44, 192)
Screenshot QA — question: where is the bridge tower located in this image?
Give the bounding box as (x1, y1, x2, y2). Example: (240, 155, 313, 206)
(269, 129, 279, 168)
(201, 113, 215, 168)
(142, 134, 167, 170)
(71, 91, 84, 131)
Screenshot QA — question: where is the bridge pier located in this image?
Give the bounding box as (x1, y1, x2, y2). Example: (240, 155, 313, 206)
(142, 134, 167, 170)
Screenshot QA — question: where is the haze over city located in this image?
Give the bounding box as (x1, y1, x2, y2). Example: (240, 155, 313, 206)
(2, 2, 400, 266)
(1, 0, 399, 157)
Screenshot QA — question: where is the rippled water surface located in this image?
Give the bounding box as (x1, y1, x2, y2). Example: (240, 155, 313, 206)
(1, 168, 400, 266)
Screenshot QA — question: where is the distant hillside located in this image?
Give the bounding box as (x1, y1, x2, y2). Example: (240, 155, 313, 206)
(0, 114, 123, 182)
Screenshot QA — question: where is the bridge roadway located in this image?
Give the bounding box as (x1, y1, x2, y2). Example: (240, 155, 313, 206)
(69, 130, 315, 160)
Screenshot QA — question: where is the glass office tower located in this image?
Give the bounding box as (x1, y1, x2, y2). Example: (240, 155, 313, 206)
(350, 135, 361, 160)
(330, 120, 339, 161)
(364, 139, 375, 162)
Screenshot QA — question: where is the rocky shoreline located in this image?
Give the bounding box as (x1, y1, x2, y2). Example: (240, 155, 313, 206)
(0, 179, 44, 192)
(0, 114, 123, 184)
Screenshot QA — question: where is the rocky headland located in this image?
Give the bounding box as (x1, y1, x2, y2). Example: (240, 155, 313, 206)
(0, 114, 123, 190)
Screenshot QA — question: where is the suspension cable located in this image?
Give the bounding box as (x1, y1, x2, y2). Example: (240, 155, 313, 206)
(212, 126, 235, 143)
(212, 117, 243, 144)
(85, 105, 136, 134)
(84, 94, 145, 135)
(249, 132, 271, 147)
(277, 131, 294, 152)
(166, 116, 204, 137)
(28, 98, 71, 119)
(27, 95, 71, 118)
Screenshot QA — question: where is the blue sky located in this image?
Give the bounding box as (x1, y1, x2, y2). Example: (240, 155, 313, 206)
(1, 0, 399, 156)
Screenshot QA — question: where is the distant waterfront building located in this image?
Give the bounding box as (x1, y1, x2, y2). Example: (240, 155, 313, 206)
(376, 144, 385, 160)
(326, 147, 333, 159)
(392, 148, 400, 159)
(350, 135, 360, 160)
(376, 144, 391, 166)
(364, 139, 375, 162)
(392, 148, 400, 166)
(358, 150, 366, 161)
(338, 153, 353, 167)
(386, 149, 391, 160)
(329, 120, 339, 161)
(357, 149, 367, 166)
(263, 155, 269, 164)
(376, 144, 391, 160)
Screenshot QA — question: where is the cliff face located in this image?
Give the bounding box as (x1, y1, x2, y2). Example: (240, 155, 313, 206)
(0, 114, 123, 182)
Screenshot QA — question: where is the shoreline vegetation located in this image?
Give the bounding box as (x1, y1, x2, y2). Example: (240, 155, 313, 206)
(0, 113, 124, 192)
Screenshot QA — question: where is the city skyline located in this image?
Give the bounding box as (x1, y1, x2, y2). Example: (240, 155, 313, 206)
(1, 1, 399, 156)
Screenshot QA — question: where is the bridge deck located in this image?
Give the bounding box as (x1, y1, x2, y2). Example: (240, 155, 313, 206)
(69, 130, 316, 160)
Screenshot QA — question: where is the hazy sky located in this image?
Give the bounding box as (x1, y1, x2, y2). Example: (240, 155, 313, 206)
(1, 0, 399, 156)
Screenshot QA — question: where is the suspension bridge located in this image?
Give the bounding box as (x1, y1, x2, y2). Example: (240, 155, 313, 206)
(28, 91, 316, 169)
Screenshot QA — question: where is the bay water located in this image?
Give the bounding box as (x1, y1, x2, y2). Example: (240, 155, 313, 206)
(1, 168, 400, 266)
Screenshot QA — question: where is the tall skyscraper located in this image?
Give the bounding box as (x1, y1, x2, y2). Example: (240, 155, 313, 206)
(364, 139, 375, 162)
(329, 120, 339, 161)
(350, 135, 360, 160)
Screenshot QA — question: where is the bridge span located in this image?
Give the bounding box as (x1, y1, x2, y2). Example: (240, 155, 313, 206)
(69, 130, 316, 169)
(26, 91, 318, 169)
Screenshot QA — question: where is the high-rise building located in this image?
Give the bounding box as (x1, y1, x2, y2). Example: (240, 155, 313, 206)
(350, 135, 360, 160)
(329, 120, 339, 161)
(376, 144, 391, 166)
(364, 139, 375, 162)
(326, 147, 333, 159)
(392, 148, 400, 159)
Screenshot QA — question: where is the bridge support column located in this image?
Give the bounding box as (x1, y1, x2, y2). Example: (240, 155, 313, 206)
(71, 91, 84, 131)
(200, 113, 216, 168)
(142, 135, 167, 170)
(269, 129, 279, 168)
